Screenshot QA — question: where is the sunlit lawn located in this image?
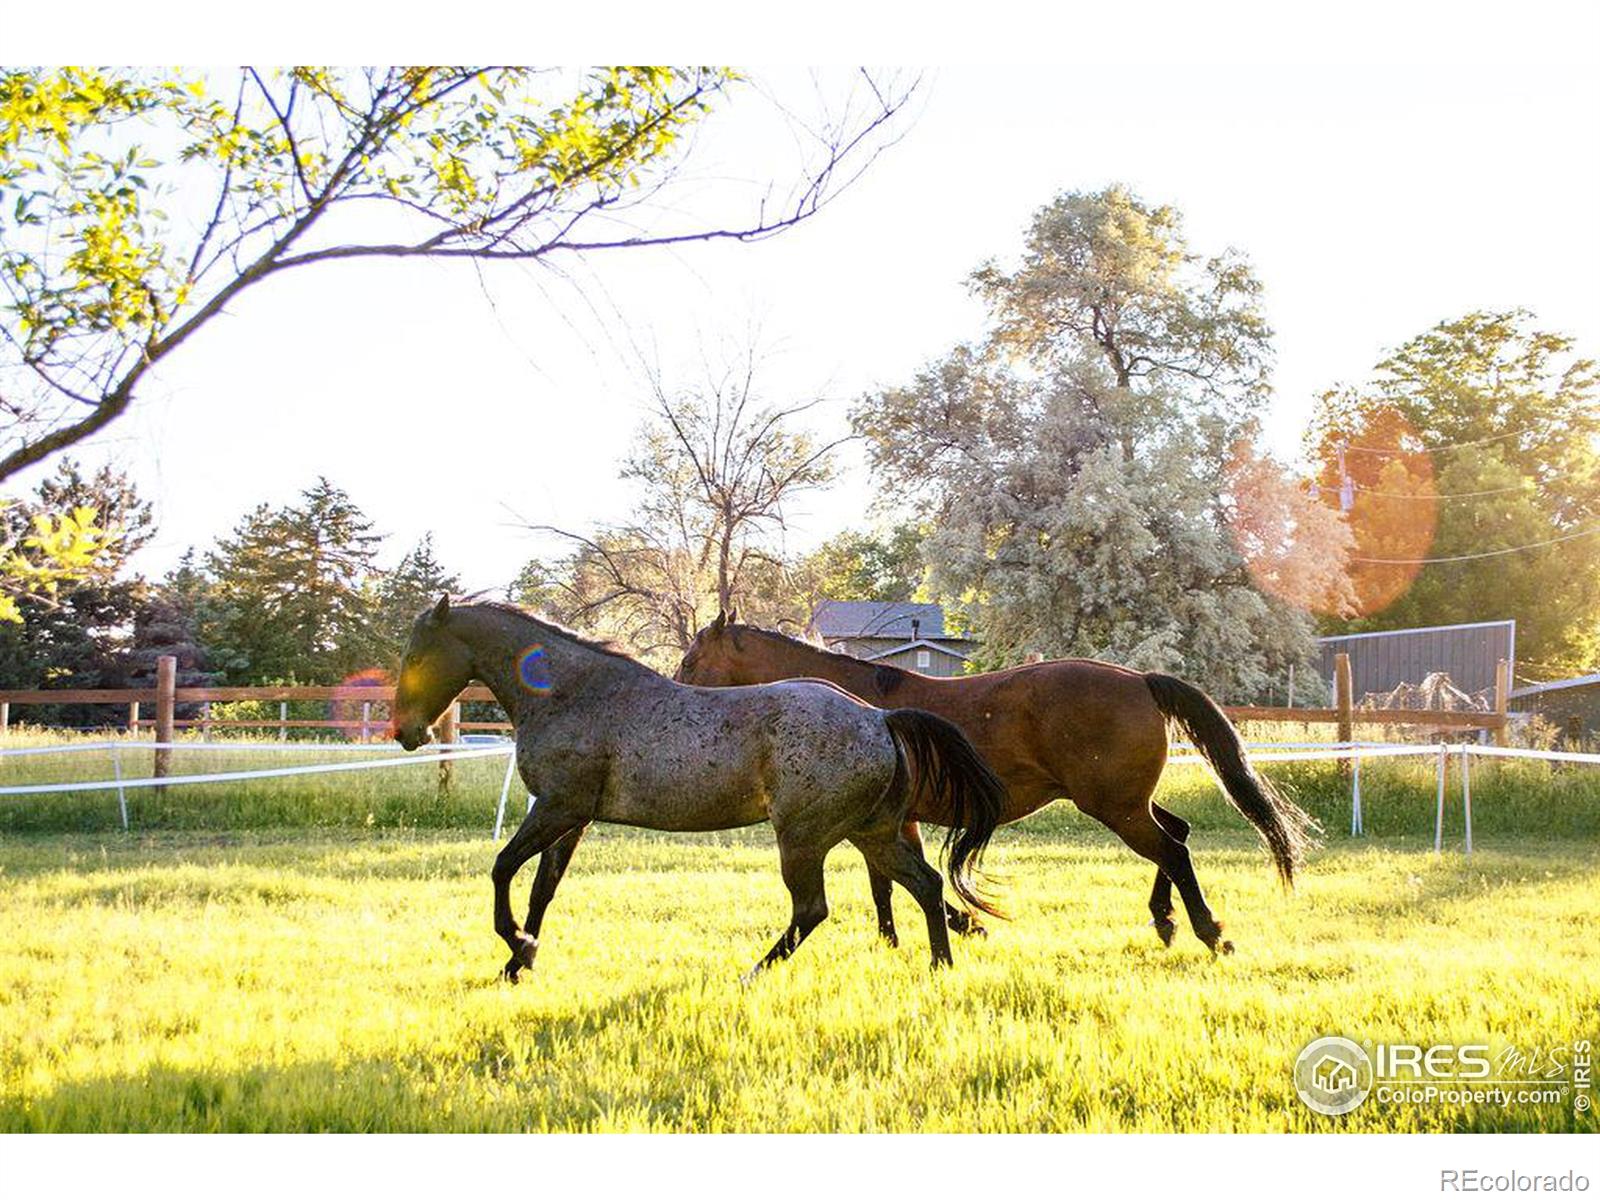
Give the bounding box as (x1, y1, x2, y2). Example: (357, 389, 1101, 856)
(2, 802, 1595, 1132)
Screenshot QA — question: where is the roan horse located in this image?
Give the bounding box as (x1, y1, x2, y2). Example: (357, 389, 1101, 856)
(675, 613, 1318, 955)
(391, 598, 1007, 980)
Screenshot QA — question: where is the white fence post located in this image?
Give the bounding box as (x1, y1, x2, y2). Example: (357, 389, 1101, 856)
(1350, 752, 1363, 836)
(1434, 745, 1447, 853)
(1461, 745, 1474, 855)
(113, 742, 128, 831)
(279, 702, 288, 742)
(493, 750, 519, 841)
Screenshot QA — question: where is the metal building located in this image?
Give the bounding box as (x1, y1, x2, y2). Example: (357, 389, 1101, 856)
(1508, 673, 1600, 744)
(1316, 620, 1515, 700)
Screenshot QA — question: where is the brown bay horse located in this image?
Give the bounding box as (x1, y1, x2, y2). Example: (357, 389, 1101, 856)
(392, 598, 1007, 980)
(675, 613, 1318, 955)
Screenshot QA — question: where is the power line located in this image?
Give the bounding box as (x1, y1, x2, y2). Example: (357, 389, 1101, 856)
(1351, 525, 1600, 565)
(1311, 481, 1531, 501)
(1341, 427, 1537, 455)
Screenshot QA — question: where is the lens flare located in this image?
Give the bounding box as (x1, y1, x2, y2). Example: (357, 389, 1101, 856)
(336, 667, 391, 742)
(518, 645, 552, 692)
(1322, 408, 1437, 617)
(1226, 407, 1439, 619)
(1226, 446, 1356, 617)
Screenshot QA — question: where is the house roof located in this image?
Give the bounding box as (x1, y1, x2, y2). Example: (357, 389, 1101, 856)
(1509, 672, 1600, 700)
(809, 600, 953, 641)
(862, 639, 972, 663)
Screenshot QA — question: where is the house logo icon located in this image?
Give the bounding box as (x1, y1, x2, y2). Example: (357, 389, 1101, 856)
(1294, 1036, 1374, 1116)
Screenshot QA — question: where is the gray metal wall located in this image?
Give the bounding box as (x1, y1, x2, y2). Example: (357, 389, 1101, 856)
(1317, 621, 1513, 698)
(1509, 683, 1600, 742)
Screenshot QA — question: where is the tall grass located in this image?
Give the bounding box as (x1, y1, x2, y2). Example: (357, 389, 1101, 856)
(0, 826, 1593, 1132)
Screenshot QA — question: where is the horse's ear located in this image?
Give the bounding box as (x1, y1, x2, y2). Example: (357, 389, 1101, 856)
(727, 607, 739, 626)
(712, 610, 727, 632)
(431, 595, 451, 625)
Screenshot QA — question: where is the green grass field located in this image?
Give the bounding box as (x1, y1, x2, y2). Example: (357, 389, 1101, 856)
(2, 732, 1597, 1133)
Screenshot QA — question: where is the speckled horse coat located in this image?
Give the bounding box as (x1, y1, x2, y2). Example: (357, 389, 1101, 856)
(390, 599, 1006, 981)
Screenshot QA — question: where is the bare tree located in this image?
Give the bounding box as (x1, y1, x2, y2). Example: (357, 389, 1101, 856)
(517, 350, 847, 664)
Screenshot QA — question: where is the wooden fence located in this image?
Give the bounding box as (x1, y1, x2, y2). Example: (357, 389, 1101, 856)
(0, 653, 1514, 774)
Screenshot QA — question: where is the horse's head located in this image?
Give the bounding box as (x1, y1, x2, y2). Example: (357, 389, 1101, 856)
(392, 595, 474, 750)
(674, 608, 747, 685)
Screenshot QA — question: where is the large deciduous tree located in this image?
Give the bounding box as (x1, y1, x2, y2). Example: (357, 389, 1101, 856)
(1309, 310, 1600, 678)
(855, 186, 1349, 700)
(0, 66, 914, 482)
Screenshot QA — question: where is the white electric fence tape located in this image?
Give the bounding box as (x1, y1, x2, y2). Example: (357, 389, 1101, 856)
(3, 737, 1595, 849)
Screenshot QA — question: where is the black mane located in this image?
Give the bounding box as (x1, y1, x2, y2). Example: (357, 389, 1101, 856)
(730, 622, 914, 690)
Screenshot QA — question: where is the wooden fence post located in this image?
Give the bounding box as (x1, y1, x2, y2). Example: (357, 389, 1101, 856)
(0, 700, 8, 735)
(1335, 652, 1353, 778)
(437, 701, 460, 799)
(127, 701, 139, 733)
(1493, 658, 1510, 748)
(154, 655, 176, 787)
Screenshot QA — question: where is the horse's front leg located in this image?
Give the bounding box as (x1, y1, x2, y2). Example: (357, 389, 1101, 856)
(492, 803, 583, 982)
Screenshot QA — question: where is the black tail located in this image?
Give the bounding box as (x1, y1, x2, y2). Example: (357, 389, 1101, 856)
(1145, 673, 1321, 888)
(884, 708, 1007, 918)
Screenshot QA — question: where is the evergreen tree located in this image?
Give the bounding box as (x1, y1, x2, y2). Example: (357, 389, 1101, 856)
(204, 478, 383, 683)
(0, 460, 153, 722)
(372, 535, 461, 666)
(125, 551, 216, 691)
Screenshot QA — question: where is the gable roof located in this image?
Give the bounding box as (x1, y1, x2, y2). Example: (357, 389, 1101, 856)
(862, 639, 972, 663)
(809, 600, 951, 641)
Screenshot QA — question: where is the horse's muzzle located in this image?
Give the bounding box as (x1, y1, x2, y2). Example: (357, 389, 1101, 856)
(393, 726, 431, 752)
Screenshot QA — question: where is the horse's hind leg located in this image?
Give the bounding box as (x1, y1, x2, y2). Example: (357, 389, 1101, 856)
(901, 820, 985, 938)
(1102, 803, 1231, 955)
(744, 843, 830, 983)
(1146, 804, 1190, 948)
(851, 831, 954, 969)
(867, 864, 898, 947)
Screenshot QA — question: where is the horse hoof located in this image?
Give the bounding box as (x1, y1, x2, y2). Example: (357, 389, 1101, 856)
(501, 959, 522, 984)
(878, 931, 900, 949)
(1218, 940, 1235, 956)
(961, 920, 987, 939)
(1150, 918, 1177, 948)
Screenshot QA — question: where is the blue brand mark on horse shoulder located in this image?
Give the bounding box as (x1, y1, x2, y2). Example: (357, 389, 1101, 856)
(518, 645, 552, 692)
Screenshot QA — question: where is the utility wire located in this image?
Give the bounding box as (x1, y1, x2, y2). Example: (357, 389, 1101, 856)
(1351, 524, 1600, 565)
(1312, 481, 1531, 501)
(1341, 426, 1539, 455)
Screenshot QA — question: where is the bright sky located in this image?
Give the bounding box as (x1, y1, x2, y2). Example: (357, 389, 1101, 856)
(9, 6, 1599, 596)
